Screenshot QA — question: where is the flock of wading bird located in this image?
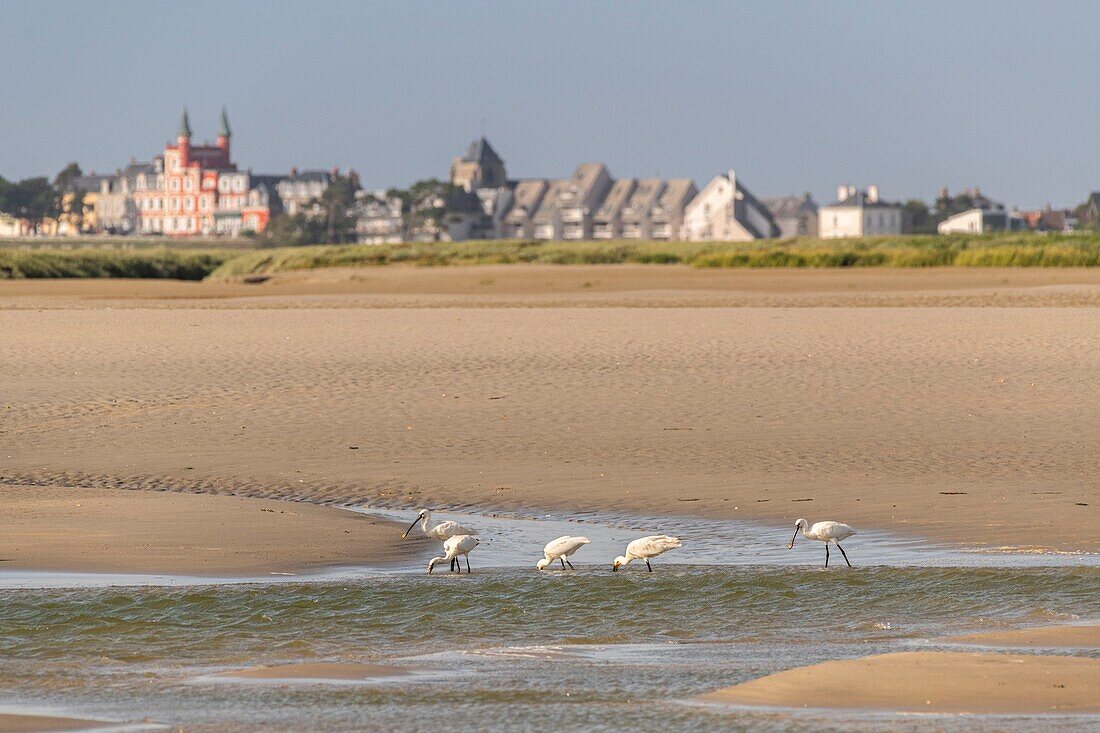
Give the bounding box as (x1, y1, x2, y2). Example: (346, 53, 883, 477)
(401, 509, 858, 573)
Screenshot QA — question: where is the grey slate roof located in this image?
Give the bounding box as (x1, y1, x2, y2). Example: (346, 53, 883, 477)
(827, 191, 899, 208)
(763, 194, 817, 218)
(66, 174, 111, 193)
(461, 137, 502, 166)
(280, 169, 332, 183)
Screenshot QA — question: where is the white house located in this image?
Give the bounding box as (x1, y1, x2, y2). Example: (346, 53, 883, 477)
(531, 179, 571, 240)
(558, 163, 613, 240)
(938, 207, 1025, 234)
(592, 178, 637, 239)
(681, 170, 779, 241)
(500, 179, 549, 239)
(818, 185, 904, 238)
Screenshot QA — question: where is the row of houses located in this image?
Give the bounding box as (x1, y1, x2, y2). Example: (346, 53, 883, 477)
(356, 136, 828, 244)
(3, 112, 1085, 242)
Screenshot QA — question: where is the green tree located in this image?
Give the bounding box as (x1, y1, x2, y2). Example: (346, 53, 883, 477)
(257, 213, 324, 247)
(904, 199, 934, 233)
(316, 171, 360, 243)
(54, 162, 85, 233)
(0, 175, 13, 214)
(8, 177, 56, 233)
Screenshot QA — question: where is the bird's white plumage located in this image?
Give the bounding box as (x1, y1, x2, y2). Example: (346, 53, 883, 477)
(543, 535, 591, 558)
(613, 534, 682, 571)
(537, 535, 590, 570)
(802, 520, 856, 543)
(402, 509, 478, 541)
(428, 534, 479, 574)
(626, 535, 682, 558)
(788, 518, 857, 567)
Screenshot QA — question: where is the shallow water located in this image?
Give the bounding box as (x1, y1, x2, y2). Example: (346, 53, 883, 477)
(1, 510, 1098, 731)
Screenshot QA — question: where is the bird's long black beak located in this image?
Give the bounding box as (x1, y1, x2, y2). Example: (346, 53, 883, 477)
(402, 518, 419, 539)
(611, 564, 618, 572)
(787, 527, 799, 550)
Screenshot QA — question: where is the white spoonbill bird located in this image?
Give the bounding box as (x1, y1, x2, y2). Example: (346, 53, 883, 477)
(402, 509, 478, 541)
(612, 535, 682, 572)
(788, 519, 857, 567)
(403, 509, 479, 572)
(536, 536, 591, 570)
(428, 534, 479, 574)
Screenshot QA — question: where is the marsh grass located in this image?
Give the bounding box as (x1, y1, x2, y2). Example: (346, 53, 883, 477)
(4, 234, 1100, 279)
(0, 247, 239, 279)
(210, 233, 1100, 278)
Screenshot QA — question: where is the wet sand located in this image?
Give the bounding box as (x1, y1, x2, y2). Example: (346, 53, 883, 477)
(0, 486, 414, 575)
(946, 625, 1100, 649)
(216, 662, 412, 682)
(2, 266, 1099, 553)
(697, 651, 1100, 713)
(0, 712, 112, 732)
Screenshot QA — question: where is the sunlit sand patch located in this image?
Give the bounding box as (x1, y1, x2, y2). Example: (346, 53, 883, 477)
(943, 625, 1100, 650)
(696, 651, 1100, 714)
(0, 710, 164, 732)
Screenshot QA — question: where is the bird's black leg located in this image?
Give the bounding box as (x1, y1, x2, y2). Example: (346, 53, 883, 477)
(825, 544, 830, 567)
(465, 556, 471, 574)
(450, 557, 457, 572)
(646, 559, 653, 572)
(566, 560, 575, 570)
(560, 558, 566, 569)
(837, 543, 852, 568)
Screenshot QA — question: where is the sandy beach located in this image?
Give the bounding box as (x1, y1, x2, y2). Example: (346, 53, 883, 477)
(946, 624, 1100, 649)
(696, 650, 1100, 713)
(0, 485, 414, 575)
(2, 265, 1098, 558)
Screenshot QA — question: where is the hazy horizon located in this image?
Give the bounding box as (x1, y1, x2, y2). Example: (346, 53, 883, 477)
(3, 0, 1098, 209)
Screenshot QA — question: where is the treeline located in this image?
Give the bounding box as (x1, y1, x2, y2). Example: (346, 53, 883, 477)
(0, 163, 87, 232)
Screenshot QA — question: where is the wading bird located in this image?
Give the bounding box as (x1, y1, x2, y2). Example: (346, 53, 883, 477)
(612, 535, 682, 572)
(536, 535, 591, 570)
(402, 509, 479, 572)
(428, 534, 479, 574)
(788, 518, 856, 567)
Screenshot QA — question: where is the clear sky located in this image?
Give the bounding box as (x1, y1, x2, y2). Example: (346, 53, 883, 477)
(2, 1, 1097, 208)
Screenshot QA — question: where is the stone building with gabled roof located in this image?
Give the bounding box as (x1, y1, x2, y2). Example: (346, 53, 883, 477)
(451, 136, 507, 192)
(763, 193, 818, 238)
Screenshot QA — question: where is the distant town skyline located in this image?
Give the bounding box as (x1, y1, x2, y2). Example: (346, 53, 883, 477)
(3, 0, 1099, 209)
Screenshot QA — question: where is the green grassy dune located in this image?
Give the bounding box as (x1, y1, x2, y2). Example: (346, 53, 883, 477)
(2, 234, 1100, 280)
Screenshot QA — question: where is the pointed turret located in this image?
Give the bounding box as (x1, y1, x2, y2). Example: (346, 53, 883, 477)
(217, 107, 231, 138)
(178, 108, 192, 138)
(216, 107, 232, 162)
